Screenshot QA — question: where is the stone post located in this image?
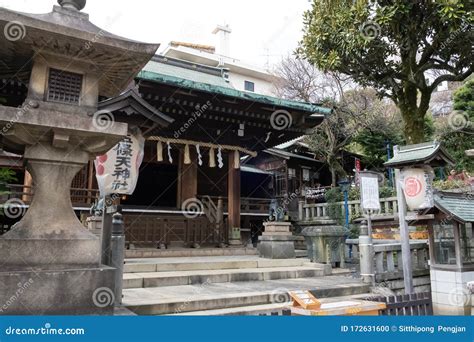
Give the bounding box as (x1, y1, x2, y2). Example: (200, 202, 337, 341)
(111, 211, 125, 306)
(358, 221, 375, 284)
(298, 200, 304, 221)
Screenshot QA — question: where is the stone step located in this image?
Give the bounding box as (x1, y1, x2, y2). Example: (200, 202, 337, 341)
(122, 275, 369, 315)
(124, 256, 318, 273)
(295, 249, 308, 258)
(125, 247, 258, 259)
(123, 265, 327, 289)
(169, 293, 374, 316)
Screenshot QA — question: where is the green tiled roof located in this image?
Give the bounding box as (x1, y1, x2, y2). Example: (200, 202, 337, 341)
(138, 59, 332, 115)
(384, 141, 455, 168)
(434, 192, 474, 223)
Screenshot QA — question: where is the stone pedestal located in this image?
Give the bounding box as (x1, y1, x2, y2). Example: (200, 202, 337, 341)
(258, 222, 296, 259)
(301, 224, 345, 266)
(228, 227, 242, 246)
(0, 122, 125, 315)
(87, 215, 103, 237)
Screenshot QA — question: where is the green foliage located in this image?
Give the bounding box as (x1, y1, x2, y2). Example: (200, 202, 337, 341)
(0, 168, 16, 195)
(453, 79, 474, 119)
(433, 179, 467, 191)
(300, 0, 473, 143)
(435, 80, 474, 172)
(352, 117, 404, 170)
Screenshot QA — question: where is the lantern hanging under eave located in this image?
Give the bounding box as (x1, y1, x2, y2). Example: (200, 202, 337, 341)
(400, 166, 435, 210)
(95, 129, 145, 196)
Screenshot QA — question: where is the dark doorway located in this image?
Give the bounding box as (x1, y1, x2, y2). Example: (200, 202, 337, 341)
(122, 163, 178, 208)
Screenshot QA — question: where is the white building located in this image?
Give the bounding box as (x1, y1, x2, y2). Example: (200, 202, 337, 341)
(161, 25, 276, 96)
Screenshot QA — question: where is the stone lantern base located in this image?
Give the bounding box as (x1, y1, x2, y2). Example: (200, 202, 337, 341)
(258, 222, 296, 259)
(0, 144, 118, 315)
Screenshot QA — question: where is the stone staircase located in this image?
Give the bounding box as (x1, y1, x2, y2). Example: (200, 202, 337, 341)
(122, 255, 369, 315)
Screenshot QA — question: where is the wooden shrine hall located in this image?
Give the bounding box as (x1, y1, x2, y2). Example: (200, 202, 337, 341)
(0, 54, 331, 247)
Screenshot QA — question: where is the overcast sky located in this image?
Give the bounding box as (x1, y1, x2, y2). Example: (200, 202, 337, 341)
(0, 0, 312, 70)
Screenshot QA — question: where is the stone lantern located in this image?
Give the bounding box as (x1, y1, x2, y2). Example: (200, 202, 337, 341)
(0, 0, 159, 314)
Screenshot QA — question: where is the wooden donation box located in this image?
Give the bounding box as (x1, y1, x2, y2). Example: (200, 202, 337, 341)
(289, 291, 386, 316)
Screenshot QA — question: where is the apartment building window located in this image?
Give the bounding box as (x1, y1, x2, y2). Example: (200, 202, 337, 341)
(244, 80, 255, 92)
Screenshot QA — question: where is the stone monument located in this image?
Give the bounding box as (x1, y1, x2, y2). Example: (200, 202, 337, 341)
(0, 0, 158, 314)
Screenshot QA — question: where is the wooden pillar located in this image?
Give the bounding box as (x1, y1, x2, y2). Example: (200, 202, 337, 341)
(22, 170, 33, 202)
(177, 149, 198, 207)
(228, 151, 241, 245)
(87, 161, 94, 204)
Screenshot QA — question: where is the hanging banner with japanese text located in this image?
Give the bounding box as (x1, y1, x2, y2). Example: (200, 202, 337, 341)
(400, 166, 435, 210)
(94, 129, 145, 196)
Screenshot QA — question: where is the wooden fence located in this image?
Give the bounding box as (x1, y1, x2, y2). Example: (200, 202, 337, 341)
(258, 292, 433, 316)
(366, 292, 433, 316)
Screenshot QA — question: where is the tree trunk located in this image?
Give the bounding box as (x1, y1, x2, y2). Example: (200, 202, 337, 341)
(401, 109, 425, 144)
(397, 84, 431, 145)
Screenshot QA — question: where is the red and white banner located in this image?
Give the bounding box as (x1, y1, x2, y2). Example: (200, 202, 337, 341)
(400, 166, 434, 210)
(94, 130, 144, 196)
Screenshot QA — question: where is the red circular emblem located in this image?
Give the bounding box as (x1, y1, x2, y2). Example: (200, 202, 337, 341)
(405, 177, 422, 197)
(96, 164, 105, 176)
(97, 154, 108, 163)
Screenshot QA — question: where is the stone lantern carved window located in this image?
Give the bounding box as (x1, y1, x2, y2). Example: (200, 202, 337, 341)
(47, 68, 83, 104)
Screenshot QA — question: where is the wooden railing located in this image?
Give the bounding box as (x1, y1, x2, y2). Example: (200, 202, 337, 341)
(299, 197, 399, 222)
(206, 196, 272, 214)
(2, 184, 100, 206)
(346, 239, 430, 282)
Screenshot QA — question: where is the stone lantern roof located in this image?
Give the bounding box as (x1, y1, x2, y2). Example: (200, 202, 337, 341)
(0, 0, 159, 97)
